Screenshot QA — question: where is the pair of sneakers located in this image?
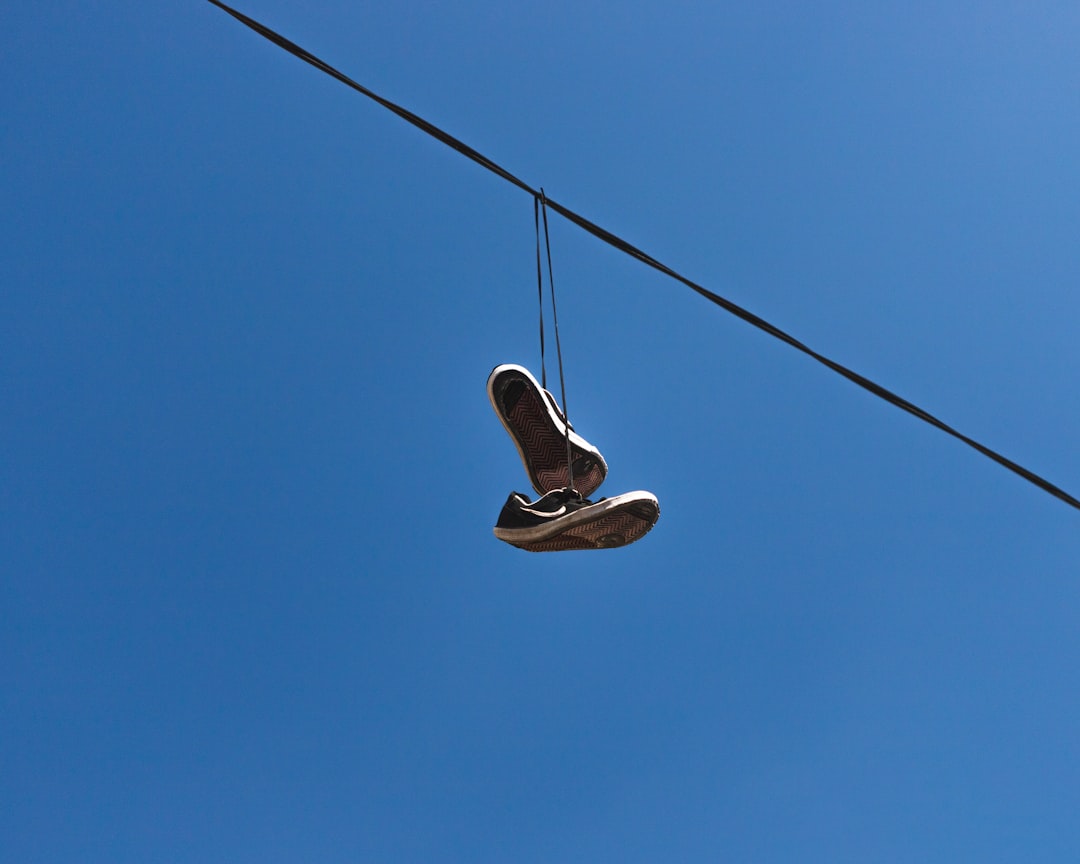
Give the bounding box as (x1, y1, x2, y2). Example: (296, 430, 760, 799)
(487, 364, 660, 552)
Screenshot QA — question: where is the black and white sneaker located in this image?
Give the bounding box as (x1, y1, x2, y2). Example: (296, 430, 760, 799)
(493, 488, 660, 552)
(487, 364, 608, 498)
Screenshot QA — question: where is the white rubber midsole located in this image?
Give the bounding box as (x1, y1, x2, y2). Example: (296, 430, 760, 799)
(493, 491, 658, 543)
(486, 363, 608, 494)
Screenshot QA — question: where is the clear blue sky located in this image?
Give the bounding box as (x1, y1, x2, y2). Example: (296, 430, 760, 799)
(3, 2, 1079, 861)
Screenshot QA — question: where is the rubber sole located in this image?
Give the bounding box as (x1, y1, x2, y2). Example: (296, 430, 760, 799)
(487, 364, 607, 498)
(494, 492, 659, 552)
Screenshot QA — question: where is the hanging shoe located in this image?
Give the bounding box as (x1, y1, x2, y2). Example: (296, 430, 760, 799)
(487, 363, 608, 498)
(493, 488, 659, 552)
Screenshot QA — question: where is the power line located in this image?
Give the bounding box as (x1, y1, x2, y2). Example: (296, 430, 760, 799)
(205, 0, 1080, 514)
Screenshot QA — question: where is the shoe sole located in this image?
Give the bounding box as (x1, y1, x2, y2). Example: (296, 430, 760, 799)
(487, 364, 607, 498)
(493, 491, 659, 552)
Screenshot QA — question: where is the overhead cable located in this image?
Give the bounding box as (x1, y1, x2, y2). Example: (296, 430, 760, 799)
(206, 0, 1080, 514)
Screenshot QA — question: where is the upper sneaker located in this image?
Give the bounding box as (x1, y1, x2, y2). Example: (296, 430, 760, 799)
(493, 487, 660, 552)
(487, 363, 608, 498)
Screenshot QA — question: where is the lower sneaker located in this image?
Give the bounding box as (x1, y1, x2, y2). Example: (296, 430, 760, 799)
(487, 363, 608, 498)
(493, 488, 660, 552)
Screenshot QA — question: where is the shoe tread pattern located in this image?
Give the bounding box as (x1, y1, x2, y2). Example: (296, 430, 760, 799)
(506, 388, 605, 498)
(505, 501, 659, 552)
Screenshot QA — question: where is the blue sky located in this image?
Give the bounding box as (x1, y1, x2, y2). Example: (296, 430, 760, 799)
(3, 2, 1080, 861)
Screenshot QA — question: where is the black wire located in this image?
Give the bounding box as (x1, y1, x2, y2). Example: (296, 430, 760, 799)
(206, 0, 1080, 514)
(205, 0, 535, 197)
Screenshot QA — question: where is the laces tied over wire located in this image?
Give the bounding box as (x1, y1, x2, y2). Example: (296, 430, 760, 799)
(534, 188, 577, 497)
(206, 0, 1080, 515)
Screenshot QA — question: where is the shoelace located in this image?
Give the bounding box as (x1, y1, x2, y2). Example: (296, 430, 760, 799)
(535, 191, 576, 495)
